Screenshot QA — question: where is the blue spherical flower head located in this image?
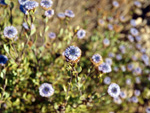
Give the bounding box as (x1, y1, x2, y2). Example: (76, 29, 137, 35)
(130, 19, 136, 27)
(130, 28, 139, 36)
(116, 54, 122, 61)
(20, 5, 28, 15)
(112, 1, 119, 8)
(146, 107, 150, 113)
(105, 58, 112, 66)
(41, 0, 53, 10)
(133, 67, 142, 75)
(134, 1, 142, 8)
(127, 35, 134, 42)
(120, 91, 126, 99)
(22, 22, 35, 31)
(64, 46, 81, 63)
(104, 76, 111, 85)
(91, 54, 103, 66)
(141, 54, 149, 66)
(48, 32, 56, 39)
(119, 15, 126, 22)
(0, 55, 8, 66)
(103, 38, 110, 47)
(65, 10, 75, 18)
(108, 83, 120, 98)
(98, 19, 105, 26)
(0, 0, 7, 6)
(57, 13, 66, 19)
(108, 24, 113, 30)
(98, 62, 111, 73)
(131, 96, 138, 103)
(39, 83, 54, 97)
(45, 9, 54, 18)
(113, 97, 122, 104)
(77, 29, 86, 39)
(134, 89, 141, 96)
(126, 78, 131, 85)
(135, 36, 141, 42)
(4, 26, 18, 39)
(127, 64, 133, 71)
(24, 1, 39, 11)
(18, 0, 29, 5)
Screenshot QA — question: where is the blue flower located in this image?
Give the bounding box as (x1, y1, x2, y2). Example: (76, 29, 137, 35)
(0, 55, 8, 66)
(120, 91, 126, 99)
(103, 38, 110, 47)
(130, 28, 139, 36)
(45, 9, 54, 18)
(112, 1, 119, 8)
(134, 1, 142, 8)
(18, 0, 29, 5)
(20, 5, 28, 15)
(146, 107, 150, 113)
(4, 26, 18, 39)
(108, 83, 120, 98)
(41, 0, 53, 10)
(64, 46, 81, 63)
(0, 0, 7, 6)
(48, 32, 56, 39)
(104, 76, 111, 85)
(57, 13, 66, 19)
(91, 54, 103, 66)
(98, 62, 111, 73)
(77, 29, 86, 39)
(65, 10, 75, 18)
(24, 1, 39, 11)
(131, 96, 138, 103)
(39, 83, 54, 97)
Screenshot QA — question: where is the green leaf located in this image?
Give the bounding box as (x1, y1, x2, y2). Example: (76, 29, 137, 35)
(77, 66, 82, 73)
(63, 85, 67, 92)
(45, 26, 49, 32)
(4, 44, 9, 53)
(30, 27, 36, 36)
